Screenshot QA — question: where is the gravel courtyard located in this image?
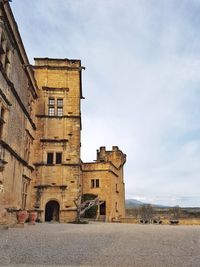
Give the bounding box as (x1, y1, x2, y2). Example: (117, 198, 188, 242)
(0, 222, 200, 267)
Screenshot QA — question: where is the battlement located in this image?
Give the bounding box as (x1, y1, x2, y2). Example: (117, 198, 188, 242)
(96, 146, 126, 167)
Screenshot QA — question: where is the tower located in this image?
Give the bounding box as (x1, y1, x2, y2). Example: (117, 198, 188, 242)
(32, 58, 84, 222)
(82, 146, 126, 221)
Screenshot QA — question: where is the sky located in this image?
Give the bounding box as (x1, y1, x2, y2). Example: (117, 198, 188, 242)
(11, 0, 200, 207)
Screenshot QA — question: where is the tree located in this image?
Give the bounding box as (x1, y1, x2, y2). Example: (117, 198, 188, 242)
(82, 194, 98, 218)
(139, 204, 154, 222)
(169, 206, 181, 220)
(74, 194, 104, 223)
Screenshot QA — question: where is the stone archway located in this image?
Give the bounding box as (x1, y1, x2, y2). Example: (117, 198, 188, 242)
(45, 200, 60, 222)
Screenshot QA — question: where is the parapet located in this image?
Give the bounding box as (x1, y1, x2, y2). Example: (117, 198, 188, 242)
(34, 57, 82, 69)
(96, 146, 126, 167)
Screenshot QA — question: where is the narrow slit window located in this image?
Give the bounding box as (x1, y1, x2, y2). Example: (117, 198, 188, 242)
(0, 107, 5, 139)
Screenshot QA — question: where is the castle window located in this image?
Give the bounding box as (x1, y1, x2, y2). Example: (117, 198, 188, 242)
(116, 184, 119, 193)
(49, 98, 55, 106)
(57, 99, 63, 107)
(22, 177, 29, 210)
(57, 107, 63, 116)
(56, 152, 62, 164)
(0, 107, 5, 139)
(91, 179, 99, 188)
(115, 202, 118, 212)
(48, 98, 63, 116)
(47, 152, 54, 164)
(48, 107, 55, 116)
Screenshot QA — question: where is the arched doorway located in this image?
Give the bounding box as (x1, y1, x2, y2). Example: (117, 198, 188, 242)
(45, 200, 60, 222)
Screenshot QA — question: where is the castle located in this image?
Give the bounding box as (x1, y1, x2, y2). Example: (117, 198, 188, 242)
(0, 1, 126, 224)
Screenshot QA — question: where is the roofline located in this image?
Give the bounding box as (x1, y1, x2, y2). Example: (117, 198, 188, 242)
(34, 57, 81, 63)
(33, 58, 85, 100)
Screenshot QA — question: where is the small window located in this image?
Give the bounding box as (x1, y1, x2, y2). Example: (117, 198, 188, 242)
(56, 152, 62, 164)
(48, 107, 55, 116)
(49, 98, 55, 106)
(57, 107, 63, 116)
(91, 179, 99, 188)
(0, 107, 5, 139)
(22, 178, 29, 210)
(96, 179, 99, 188)
(0, 107, 5, 119)
(115, 202, 118, 212)
(57, 99, 63, 107)
(116, 184, 119, 193)
(91, 179, 95, 188)
(47, 153, 54, 164)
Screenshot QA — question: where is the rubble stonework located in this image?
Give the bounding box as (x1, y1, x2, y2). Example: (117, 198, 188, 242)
(0, 1, 126, 224)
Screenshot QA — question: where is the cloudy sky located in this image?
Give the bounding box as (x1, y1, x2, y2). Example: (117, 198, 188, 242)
(11, 0, 200, 207)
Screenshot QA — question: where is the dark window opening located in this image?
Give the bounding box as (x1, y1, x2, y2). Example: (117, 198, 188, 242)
(47, 153, 54, 164)
(91, 179, 99, 188)
(96, 179, 99, 188)
(91, 179, 95, 188)
(116, 184, 119, 193)
(100, 202, 106, 215)
(56, 152, 62, 164)
(115, 202, 118, 212)
(0, 107, 5, 139)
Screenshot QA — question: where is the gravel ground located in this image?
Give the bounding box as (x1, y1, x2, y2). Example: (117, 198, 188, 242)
(0, 222, 200, 267)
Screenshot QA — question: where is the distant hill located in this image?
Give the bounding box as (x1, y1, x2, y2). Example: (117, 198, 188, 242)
(125, 199, 144, 208)
(125, 199, 170, 209)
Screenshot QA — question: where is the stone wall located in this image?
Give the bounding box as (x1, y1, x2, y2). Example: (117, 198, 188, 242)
(0, 1, 37, 224)
(0, 1, 127, 225)
(31, 58, 83, 222)
(82, 146, 126, 222)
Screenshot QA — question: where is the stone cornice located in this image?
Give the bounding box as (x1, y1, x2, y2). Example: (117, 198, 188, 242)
(33, 65, 85, 71)
(40, 139, 68, 143)
(42, 86, 69, 92)
(36, 114, 80, 119)
(82, 168, 118, 177)
(0, 140, 34, 171)
(34, 163, 81, 167)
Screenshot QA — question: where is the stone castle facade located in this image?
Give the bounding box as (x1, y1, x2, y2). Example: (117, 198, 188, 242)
(0, 1, 126, 224)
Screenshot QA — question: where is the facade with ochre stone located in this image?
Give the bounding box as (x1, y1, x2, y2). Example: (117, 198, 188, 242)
(0, 1, 126, 224)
